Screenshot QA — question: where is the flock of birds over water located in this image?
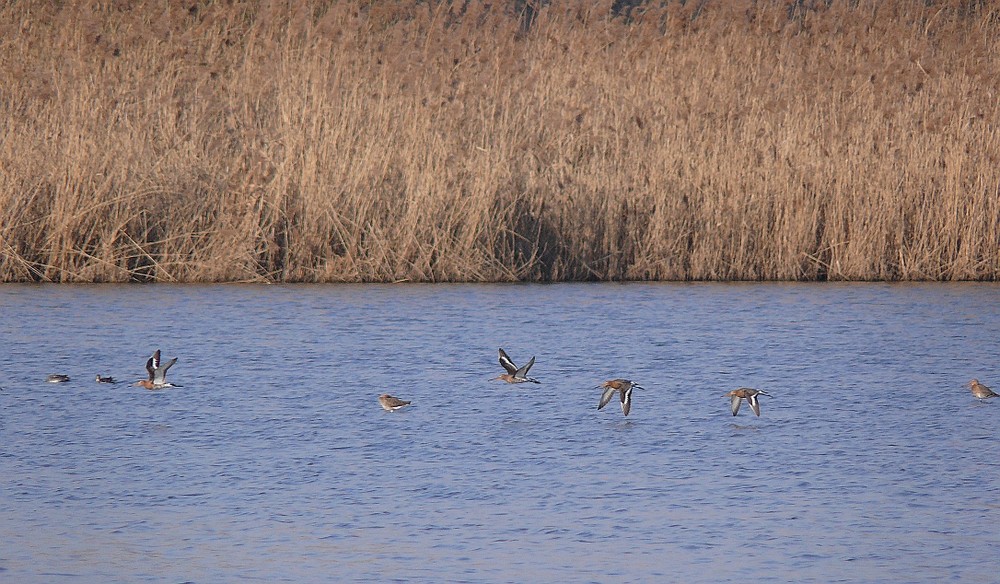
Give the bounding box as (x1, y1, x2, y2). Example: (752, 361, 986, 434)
(13, 347, 1000, 416)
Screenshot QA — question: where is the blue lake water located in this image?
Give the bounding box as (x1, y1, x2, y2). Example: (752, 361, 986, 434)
(0, 283, 998, 583)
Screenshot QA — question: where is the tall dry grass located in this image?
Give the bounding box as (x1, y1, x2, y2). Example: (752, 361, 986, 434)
(1, 0, 998, 282)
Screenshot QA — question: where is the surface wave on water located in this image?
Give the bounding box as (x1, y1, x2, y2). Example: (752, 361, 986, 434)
(1, 283, 998, 583)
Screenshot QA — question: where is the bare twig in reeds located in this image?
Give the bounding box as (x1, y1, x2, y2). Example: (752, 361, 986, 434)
(1, 1, 999, 282)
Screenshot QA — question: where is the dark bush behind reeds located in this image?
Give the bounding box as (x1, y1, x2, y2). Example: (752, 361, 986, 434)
(2, 0, 998, 282)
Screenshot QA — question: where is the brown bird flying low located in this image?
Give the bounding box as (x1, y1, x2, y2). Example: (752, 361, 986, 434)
(597, 379, 643, 417)
(490, 348, 540, 384)
(725, 388, 771, 417)
(133, 349, 179, 390)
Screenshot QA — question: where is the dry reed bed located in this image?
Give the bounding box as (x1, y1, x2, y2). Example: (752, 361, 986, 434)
(1, 1, 998, 282)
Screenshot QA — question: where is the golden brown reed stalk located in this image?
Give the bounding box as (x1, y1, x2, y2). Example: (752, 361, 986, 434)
(1, 1, 999, 282)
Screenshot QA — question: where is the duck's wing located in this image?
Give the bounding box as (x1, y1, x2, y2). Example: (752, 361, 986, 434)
(153, 357, 177, 384)
(730, 394, 743, 416)
(145, 354, 157, 381)
(515, 356, 535, 378)
(620, 386, 632, 416)
(498, 348, 518, 375)
(598, 386, 617, 410)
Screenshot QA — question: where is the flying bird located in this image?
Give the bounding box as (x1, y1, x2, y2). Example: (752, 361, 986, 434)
(725, 388, 771, 417)
(490, 348, 540, 384)
(134, 350, 179, 390)
(597, 379, 643, 417)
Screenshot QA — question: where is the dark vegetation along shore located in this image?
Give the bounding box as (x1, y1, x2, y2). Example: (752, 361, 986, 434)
(1, 1, 998, 283)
